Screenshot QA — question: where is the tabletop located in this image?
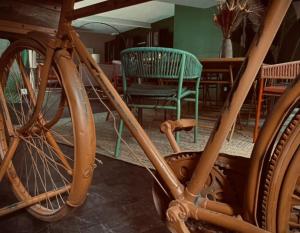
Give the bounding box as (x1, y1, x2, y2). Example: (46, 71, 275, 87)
(199, 57, 245, 69)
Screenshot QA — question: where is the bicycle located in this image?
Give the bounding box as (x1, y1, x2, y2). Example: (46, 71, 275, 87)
(0, 0, 299, 232)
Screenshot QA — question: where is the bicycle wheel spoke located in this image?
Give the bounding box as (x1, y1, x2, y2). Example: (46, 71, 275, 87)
(0, 85, 14, 135)
(37, 133, 71, 185)
(50, 129, 74, 148)
(6, 68, 34, 128)
(45, 131, 72, 175)
(39, 136, 68, 206)
(26, 137, 55, 210)
(20, 135, 71, 181)
(16, 53, 36, 104)
(34, 137, 61, 209)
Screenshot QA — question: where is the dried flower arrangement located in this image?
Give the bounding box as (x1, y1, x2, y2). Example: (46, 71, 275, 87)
(214, 0, 264, 57)
(214, 0, 264, 39)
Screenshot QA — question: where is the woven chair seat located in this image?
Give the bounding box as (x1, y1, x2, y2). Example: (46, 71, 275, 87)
(127, 83, 187, 97)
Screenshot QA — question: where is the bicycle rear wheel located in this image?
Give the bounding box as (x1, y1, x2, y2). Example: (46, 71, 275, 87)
(0, 38, 96, 221)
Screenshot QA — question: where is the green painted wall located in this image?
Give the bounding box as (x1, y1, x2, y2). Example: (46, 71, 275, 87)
(173, 5, 222, 58)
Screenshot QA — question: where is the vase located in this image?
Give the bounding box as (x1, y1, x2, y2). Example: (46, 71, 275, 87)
(221, 38, 233, 58)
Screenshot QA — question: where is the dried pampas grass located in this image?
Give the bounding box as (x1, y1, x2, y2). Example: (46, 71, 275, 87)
(214, 0, 264, 39)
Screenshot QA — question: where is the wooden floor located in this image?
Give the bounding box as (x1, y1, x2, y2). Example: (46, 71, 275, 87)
(0, 153, 169, 233)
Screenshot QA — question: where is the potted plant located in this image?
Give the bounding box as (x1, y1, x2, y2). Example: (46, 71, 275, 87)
(214, 0, 264, 58)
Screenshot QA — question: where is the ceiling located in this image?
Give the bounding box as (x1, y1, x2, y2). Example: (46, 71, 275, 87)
(73, 0, 217, 34)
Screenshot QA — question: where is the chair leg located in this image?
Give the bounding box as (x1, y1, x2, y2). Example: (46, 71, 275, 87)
(175, 100, 181, 142)
(204, 85, 207, 106)
(164, 109, 167, 121)
(138, 108, 143, 125)
(105, 111, 110, 121)
(194, 91, 199, 143)
(114, 119, 124, 158)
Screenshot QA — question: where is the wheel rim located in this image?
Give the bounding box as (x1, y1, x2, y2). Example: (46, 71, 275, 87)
(0, 41, 76, 217)
(278, 148, 300, 232)
(257, 105, 300, 231)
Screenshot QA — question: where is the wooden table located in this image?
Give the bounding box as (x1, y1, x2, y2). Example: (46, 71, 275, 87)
(199, 57, 245, 140)
(199, 57, 245, 105)
(199, 57, 245, 84)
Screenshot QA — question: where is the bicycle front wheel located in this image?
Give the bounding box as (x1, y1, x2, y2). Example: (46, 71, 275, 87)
(0, 38, 96, 221)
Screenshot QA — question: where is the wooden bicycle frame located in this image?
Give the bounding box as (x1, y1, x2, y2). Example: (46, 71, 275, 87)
(11, 0, 293, 232)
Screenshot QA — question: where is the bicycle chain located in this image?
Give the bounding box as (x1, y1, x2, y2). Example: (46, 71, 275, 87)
(260, 111, 300, 228)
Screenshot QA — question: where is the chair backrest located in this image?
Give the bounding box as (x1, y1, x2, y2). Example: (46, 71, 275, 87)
(261, 60, 300, 86)
(121, 47, 202, 82)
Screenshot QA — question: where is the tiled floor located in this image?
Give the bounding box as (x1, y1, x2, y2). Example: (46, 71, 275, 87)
(0, 153, 168, 233)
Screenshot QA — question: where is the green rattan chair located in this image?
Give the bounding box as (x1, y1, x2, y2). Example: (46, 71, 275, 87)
(114, 47, 202, 157)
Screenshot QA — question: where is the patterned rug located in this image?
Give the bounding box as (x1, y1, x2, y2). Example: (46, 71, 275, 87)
(55, 110, 254, 168)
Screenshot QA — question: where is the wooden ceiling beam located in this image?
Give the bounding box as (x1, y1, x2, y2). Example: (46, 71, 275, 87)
(0, 20, 56, 36)
(68, 0, 152, 20)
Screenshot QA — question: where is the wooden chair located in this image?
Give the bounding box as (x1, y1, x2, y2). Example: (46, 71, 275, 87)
(253, 60, 300, 142)
(114, 47, 202, 157)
